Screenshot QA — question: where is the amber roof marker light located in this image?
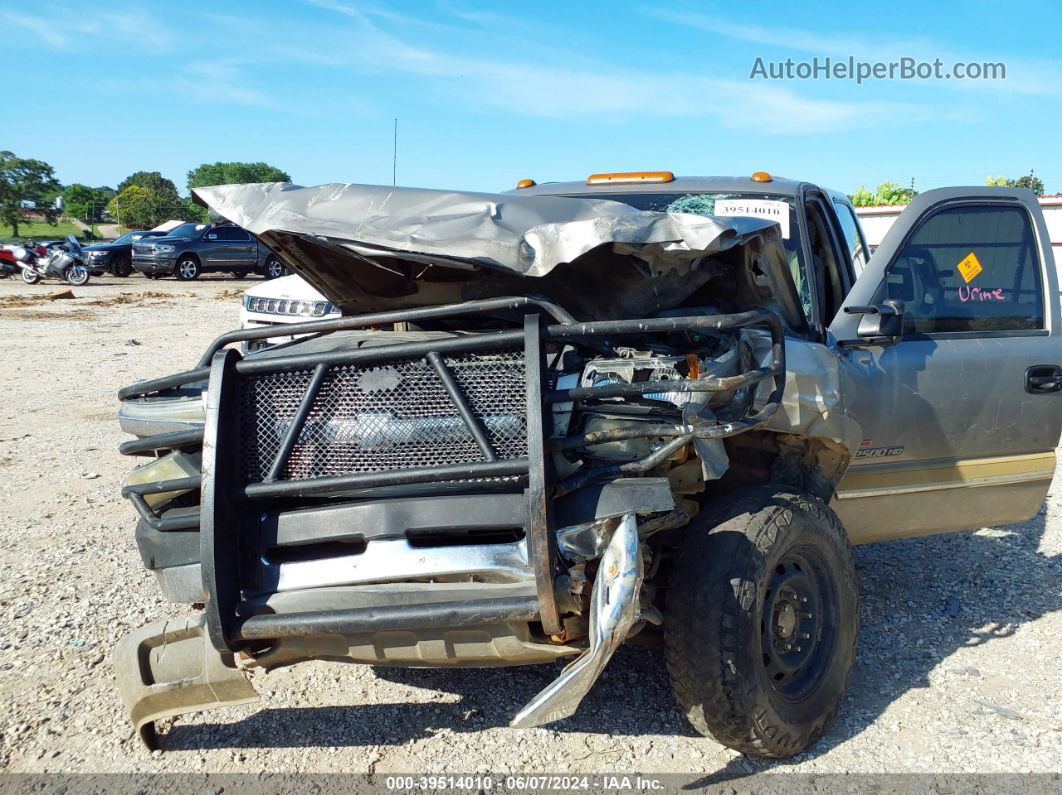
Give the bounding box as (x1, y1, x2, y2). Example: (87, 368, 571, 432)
(751, 171, 772, 182)
(516, 179, 537, 189)
(586, 171, 675, 185)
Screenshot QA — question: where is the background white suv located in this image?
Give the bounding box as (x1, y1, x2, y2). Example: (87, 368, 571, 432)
(239, 273, 341, 351)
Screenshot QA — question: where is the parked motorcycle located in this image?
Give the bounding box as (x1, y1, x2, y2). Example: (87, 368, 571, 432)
(0, 248, 18, 278)
(10, 236, 90, 286)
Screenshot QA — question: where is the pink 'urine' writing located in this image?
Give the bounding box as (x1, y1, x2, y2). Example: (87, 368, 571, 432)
(957, 285, 1006, 302)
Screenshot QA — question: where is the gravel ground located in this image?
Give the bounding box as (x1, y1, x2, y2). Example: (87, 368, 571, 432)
(0, 275, 1059, 777)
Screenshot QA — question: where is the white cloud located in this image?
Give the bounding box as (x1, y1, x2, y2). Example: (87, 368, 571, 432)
(0, 10, 72, 48)
(300, 2, 932, 133)
(0, 4, 174, 51)
(174, 59, 320, 115)
(642, 9, 939, 62)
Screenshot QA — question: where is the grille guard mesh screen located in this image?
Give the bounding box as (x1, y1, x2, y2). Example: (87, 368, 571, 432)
(239, 350, 529, 482)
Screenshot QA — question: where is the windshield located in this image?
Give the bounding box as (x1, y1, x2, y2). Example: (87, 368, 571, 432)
(112, 232, 136, 245)
(567, 191, 811, 320)
(162, 223, 206, 238)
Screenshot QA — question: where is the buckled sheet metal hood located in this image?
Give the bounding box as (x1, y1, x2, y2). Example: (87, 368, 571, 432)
(193, 182, 785, 320)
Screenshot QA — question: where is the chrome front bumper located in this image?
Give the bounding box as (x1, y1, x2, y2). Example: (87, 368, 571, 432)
(115, 512, 645, 747)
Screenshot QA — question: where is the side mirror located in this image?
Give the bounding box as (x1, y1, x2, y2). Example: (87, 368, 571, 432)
(844, 299, 906, 345)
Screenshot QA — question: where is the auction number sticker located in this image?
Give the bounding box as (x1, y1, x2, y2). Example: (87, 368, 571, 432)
(713, 198, 791, 238)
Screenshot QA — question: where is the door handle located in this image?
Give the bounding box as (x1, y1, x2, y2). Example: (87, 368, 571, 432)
(1026, 365, 1062, 394)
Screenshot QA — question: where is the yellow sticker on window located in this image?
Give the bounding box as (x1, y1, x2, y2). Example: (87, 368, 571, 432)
(956, 252, 983, 283)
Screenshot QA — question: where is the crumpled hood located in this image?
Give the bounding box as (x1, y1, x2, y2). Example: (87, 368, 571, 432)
(193, 182, 790, 322)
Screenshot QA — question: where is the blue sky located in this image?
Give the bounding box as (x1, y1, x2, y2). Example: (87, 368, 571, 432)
(4, 0, 1060, 195)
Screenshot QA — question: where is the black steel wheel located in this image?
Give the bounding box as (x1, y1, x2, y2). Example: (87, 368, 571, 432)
(664, 486, 858, 758)
(760, 546, 837, 701)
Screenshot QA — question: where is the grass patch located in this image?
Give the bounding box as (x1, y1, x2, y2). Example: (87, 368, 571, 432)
(1, 219, 85, 242)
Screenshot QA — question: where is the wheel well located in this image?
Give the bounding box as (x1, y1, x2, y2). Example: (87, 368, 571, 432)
(177, 252, 201, 265)
(715, 431, 850, 504)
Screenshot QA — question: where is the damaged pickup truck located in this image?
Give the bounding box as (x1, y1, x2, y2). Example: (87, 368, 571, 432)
(115, 173, 1061, 758)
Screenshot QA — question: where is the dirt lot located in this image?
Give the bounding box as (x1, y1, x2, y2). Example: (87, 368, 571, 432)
(0, 275, 1059, 777)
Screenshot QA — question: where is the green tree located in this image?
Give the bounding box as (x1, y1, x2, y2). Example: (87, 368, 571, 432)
(1014, 172, 1045, 195)
(0, 151, 61, 237)
(873, 181, 917, 205)
(63, 183, 96, 223)
(183, 196, 209, 223)
(849, 181, 917, 207)
(985, 171, 1045, 195)
(107, 185, 158, 229)
(186, 161, 290, 191)
(116, 170, 185, 223)
(117, 170, 177, 195)
(849, 186, 875, 207)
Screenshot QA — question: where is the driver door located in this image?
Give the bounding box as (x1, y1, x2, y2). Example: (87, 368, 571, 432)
(829, 187, 1061, 543)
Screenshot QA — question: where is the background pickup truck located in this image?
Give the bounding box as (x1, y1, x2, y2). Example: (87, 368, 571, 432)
(131, 222, 287, 280)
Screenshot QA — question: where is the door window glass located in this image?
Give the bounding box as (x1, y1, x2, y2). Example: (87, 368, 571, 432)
(215, 226, 250, 241)
(833, 201, 870, 273)
(805, 200, 846, 325)
(882, 205, 1043, 333)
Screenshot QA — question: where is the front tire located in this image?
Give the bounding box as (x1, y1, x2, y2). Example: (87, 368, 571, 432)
(664, 486, 858, 758)
(21, 269, 41, 285)
(112, 255, 132, 277)
(65, 265, 90, 286)
(175, 257, 201, 281)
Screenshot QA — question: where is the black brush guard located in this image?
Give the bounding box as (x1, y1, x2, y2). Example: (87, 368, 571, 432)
(120, 297, 786, 649)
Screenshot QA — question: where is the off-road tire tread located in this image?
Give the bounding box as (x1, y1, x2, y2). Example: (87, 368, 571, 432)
(664, 485, 858, 758)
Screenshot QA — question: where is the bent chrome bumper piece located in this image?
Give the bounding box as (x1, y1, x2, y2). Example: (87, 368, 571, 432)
(510, 512, 643, 728)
